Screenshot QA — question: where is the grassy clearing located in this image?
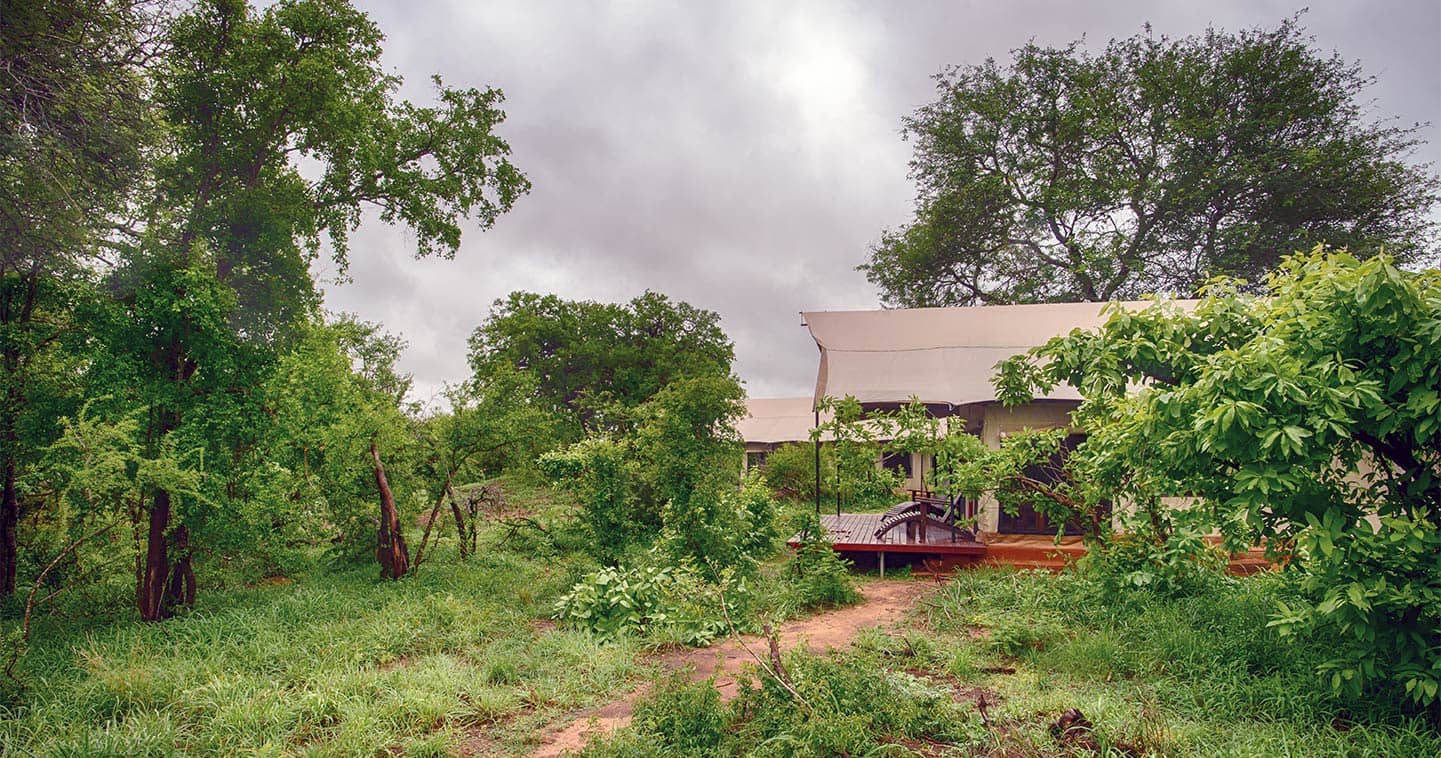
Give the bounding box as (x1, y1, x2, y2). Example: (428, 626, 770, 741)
(0, 482, 858, 757)
(583, 568, 1441, 757)
(1, 523, 644, 756)
(922, 569, 1441, 756)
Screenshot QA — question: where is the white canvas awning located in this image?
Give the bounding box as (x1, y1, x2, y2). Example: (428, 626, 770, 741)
(737, 397, 828, 445)
(803, 300, 1194, 408)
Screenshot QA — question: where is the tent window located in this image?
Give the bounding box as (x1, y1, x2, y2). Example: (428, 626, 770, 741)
(997, 434, 1108, 535)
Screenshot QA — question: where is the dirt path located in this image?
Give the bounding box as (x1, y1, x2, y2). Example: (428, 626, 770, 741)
(518, 579, 932, 757)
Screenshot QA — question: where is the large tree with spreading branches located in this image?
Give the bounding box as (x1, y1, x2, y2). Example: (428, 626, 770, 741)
(862, 18, 1439, 307)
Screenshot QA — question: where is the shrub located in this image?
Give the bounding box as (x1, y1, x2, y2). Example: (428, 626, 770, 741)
(762, 442, 834, 503)
(631, 671, 730, 754)
(785, 515, 861, 611)
(730, 647, 981, 756)
(539, 438, 646, 563)
(995, 251, 1441, 709)
(1081, 505, 1231, 599)
(660, 471, 778, 581)
(552, 562, 729, 646)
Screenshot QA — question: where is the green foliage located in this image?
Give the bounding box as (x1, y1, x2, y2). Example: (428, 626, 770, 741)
(661, 472, 777, 582)
(761, 441, 834, 503)
(813, 396, 904, 511)
(982, 613, 1065, 658)
(630, 671, 730, 754)
(588, 643, 980, 757)
(468, 290, 734, 439)
(543, 372, 751, 570)
(1, 0, 157, 600)
(1082, 506, 1231, 598)
(864, 17, 1439, 308)
(1270, 513, 1441, 706)
(539, 438, 639, 564)
(552, 563, 728, 646)
(730, 649, 978, 756)
(430, 366, 559, 484)
(998, 249, 1441, 709)
(261, 315, 417, 563)
(154, 0, 527, 331)
(785, 514, 861, 611)
(632, 375, 745, 520)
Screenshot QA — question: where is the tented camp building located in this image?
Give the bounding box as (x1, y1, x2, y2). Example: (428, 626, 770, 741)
(745, 300, 1192, 570)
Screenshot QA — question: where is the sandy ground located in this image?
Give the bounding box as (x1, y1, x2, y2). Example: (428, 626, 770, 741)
(503, 579, 932, 757)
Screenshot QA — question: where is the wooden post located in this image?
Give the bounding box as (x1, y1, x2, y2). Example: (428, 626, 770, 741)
(879, 551, 886, 578)
(813, 410, 821, 516)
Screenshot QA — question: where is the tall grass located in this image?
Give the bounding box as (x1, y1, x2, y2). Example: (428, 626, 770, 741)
(582, 568, 1440, 757)
(919, 568, 1440, 755)
(1, 544, 642, 756)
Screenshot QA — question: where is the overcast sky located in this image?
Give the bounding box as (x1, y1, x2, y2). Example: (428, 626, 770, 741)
(317, 0, 1441, 407)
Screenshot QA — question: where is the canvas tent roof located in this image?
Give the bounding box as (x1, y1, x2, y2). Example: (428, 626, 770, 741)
(802, 300, 1194, 408)
(737, 397, 827, 444)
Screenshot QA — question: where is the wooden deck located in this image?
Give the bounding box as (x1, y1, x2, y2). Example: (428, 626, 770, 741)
(790, 511, 1276, 574)
(813, 513, 987, 555)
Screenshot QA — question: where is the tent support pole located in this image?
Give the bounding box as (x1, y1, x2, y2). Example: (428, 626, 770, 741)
(813, 410, 821, 516)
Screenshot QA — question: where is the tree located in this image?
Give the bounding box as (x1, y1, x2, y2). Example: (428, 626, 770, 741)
(411, 367, 558, 565)
(467, 291, 734, 439)
(996, 248, 1441, 712)
(98, 0, 527, 619)
(862, 17, 1439, 308)
(540, 373, 749, 567)
(0, 0, 157, 597)
(263, 315, 417, 577)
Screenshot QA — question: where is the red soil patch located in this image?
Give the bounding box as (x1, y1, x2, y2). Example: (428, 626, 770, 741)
(506, 579, 931, 758)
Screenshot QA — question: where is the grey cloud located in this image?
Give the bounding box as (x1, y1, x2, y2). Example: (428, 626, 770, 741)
(324, 0, 1441, 407)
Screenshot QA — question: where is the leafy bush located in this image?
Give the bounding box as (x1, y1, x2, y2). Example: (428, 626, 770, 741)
(587, 642, 984, 757)
(660, 471, 778, 581)
(784, 515, 861, 611)
(539, 438, 644, 563)
(996, 251, 1441, 709)
(1271, 513, 1441, 709)
(539, 374, 747, 566)
(553, 563, 729, 645)
(762, 441, 834, 503)
(1081, 505, 1231, 599)
(631, 671, 730, 754)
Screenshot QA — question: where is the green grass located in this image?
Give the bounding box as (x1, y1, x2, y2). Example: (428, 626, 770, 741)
(917, 569, 1441, 755)
(583, 568, 1441, 757)
(0, 539, 643, 756)
(7, 490, 1438, 757)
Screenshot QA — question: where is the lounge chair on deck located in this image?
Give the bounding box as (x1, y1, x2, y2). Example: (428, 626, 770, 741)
(874, 492, 975, 543)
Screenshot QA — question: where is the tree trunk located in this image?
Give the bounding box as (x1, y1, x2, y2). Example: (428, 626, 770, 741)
(164, 524, 196, 609)
(138, 489, 172, 621)
(412, 470, 456, 570)
(371, 440, 409, 579)
(448, 486, 469, 559)
(1, 457, 17, 597)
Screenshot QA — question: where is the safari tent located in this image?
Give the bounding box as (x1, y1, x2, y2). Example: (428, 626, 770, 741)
(753, 300, 1204, 569)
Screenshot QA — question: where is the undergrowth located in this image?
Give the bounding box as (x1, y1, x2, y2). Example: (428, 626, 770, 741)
(583, 567, 1441, 757)
(0, 520, 638, 756)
